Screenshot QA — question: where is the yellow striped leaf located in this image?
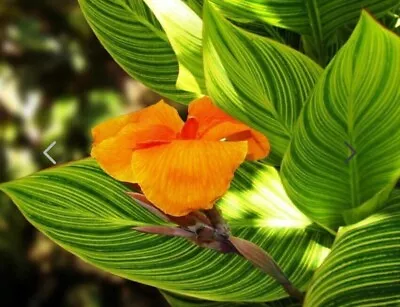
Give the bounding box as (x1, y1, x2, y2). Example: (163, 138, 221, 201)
(211, 0, 398, 64)
(162, 290, 301, 306)
(281, 12, 400, 230)
(78, 0, 202, 103)
(203, 2, 323, 165)
(0, 159, 333, 302)
(304, 190, 400, 306)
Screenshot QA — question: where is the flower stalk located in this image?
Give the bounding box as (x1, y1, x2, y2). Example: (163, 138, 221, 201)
(129, 193, 304, 302)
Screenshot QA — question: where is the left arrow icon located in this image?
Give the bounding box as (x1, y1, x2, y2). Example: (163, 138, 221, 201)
(43, 141, 57, 164)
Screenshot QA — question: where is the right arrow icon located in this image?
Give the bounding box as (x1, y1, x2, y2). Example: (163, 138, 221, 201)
(344, 141, 356, 163)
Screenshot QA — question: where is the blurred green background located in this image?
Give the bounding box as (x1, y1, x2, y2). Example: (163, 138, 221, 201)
(0, 0, 182, 306)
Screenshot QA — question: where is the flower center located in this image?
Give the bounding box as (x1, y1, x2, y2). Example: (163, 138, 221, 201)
(179, 117, 199, 139)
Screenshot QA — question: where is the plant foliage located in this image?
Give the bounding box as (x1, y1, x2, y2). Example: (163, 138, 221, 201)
(0, 159, 333, 302)
(1, 0, 400, 306)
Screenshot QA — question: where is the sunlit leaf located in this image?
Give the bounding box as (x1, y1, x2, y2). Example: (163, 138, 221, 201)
(162, 290, 301, 307)
(281, 12, 400, 230)
(143, 0, 205, 93)
(203, 2, 322, 165)
(211, 0, 398, 64)
(78, 0, 200, 103)
(0, 159, 333, 302)
(304, 190, 400, 306)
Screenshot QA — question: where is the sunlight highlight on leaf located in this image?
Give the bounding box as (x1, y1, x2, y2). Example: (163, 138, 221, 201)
(0, 159, 333, 302)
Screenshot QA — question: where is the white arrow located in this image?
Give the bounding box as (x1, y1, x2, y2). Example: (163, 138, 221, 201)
(43, 141, 57, 165)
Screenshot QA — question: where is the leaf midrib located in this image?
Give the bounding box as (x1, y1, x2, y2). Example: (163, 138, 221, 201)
(346, 36, 361, 208)
(305, 0, 324, 64)
(116, 0, 170, 44)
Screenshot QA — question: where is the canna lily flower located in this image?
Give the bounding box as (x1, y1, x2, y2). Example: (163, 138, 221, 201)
(91, 96, 269, 216)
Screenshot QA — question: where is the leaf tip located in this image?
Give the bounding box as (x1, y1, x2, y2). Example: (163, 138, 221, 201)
(358, 9, 388, 32)
(0, 181, 11, 194)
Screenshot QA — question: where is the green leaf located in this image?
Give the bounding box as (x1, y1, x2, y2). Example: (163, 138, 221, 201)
(211, 0, 398, 35)
(379, 4, 400, 35)
(211, 0, 398, 64)
(78, 0, 200, 103)
(183, 0, 204, 17)
(0, 159, 333, 302)
(281, 12, 400, 230)
(342, 181, 397, 225)
(143, 0, 205, 93)
(161, 291, 264, 307)
(203, 2, 323, 165)
(231, 20, 302, 49)
(161, 290, 301, 307)
(304, 190, 400, 306)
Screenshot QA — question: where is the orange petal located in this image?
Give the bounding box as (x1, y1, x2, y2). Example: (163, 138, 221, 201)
(223, 127, 270, 161)
(179, 117, 199, 139)
(200, 121, 249, 141)
(91, 132, 134, 182)
(246, 131, 270, 160)
(92, 113, 134, 145)
(188, 96, 232, 135)
(131, 140, 248, 216)
(91, 124, 176, 182)
(92, 100, 184, 145)
(198, 120, 270, 161)
(134, 100, 184, 132)
(188, 97, 269, 160)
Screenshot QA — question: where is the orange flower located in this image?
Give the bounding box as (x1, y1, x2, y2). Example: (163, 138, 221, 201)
(91, 97, 269, 216)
